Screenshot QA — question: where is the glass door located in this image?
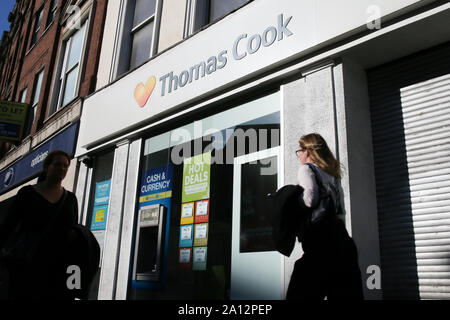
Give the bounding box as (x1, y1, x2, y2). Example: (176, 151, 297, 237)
(231, 146, 283, 299)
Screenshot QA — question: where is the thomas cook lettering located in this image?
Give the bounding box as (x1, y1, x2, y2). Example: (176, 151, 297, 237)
(233, 13, 293, 60)
(159, 13, 293, 97)
(159, 51, 227, 96)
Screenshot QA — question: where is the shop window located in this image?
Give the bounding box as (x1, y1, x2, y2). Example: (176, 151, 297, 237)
(85, 151, 115, 300)
(128, 91, 280, 300)
(114, 0, 162, 78)
(50, 21, 87, 113)
(46, 0, 58, 28)
(186, 0, 250, 36)
(30, 6, 43, 47)
(25, 69, 44, 136)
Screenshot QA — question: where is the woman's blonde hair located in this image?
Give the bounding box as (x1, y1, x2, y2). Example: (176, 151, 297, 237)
(299, 133, 342, 179)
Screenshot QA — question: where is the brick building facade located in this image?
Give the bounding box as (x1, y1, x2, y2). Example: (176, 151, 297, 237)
(0, 0, 107, 200)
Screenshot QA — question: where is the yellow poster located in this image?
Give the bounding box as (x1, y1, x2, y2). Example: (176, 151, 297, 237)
(94, 209, 105, 223)
(180, 202, 195, 225)
(0, 101, 28, 141)
(193, 223, 208, 247)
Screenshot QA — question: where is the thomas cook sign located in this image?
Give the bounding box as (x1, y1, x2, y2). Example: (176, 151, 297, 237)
(78, 0, 426, 153)
(134, 14, 293, 108)
(78, 6, 306, 151)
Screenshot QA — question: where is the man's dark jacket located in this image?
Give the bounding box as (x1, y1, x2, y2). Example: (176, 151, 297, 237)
(269, 184, 311, 257)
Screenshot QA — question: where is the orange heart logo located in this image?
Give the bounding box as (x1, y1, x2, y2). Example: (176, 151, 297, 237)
(134, 76, 156, 108)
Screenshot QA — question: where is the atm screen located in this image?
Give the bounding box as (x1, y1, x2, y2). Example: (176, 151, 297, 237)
(140, 206, 159, 224)
(136, 226, 159, 274)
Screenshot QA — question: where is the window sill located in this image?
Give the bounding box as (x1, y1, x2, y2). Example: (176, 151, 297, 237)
(42, 21, 54, 38)
(25, 42, 37, 56)
(1, 136, 32, 165)
(44, 96, 82, 125)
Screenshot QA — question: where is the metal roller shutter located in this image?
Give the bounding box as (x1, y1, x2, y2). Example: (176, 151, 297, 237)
(368, 42, 450, 300)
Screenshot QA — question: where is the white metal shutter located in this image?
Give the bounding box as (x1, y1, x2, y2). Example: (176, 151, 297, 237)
(368, 42, 450, 300)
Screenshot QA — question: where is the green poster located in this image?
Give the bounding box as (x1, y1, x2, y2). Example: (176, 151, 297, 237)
(182, 152, 211, 203)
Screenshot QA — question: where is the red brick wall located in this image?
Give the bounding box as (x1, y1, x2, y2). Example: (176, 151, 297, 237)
(0, 0, 36, 156)
(17, 0, 60, 134)
(79, 0, 108, 97)
(0, 0, 108, 158)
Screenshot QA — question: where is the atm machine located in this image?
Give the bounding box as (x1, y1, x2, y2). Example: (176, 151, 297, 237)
(132, 204, 167, 282)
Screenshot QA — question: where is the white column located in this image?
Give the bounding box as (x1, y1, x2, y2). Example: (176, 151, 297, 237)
(115, 139, 142, 300)
(98, 140, 130, 300)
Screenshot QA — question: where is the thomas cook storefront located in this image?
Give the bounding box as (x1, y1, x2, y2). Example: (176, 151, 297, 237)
(74, 0, 450, 300)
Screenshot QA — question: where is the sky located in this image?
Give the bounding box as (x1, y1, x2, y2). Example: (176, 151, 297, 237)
(0, 0, 16, 37)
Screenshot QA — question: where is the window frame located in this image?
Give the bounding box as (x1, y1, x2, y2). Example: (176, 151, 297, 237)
(129, 0, 157, 71)
(111, 0, 163, 80)
(56, 21, 88, 110)
(30, 6, 44, 48)
(46, 0, 58, 28)
(19, 87, 28, 104)
(25, 68, 45, 136)
(48, 5, 92, 116)
(184, 0, 250, 37)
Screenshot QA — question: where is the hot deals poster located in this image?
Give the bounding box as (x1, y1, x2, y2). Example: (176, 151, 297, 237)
(179, 152, 211, 271)
(182, 152, 211, 203)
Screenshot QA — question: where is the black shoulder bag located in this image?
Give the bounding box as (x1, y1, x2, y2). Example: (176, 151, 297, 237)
(305, 164, 342, 225)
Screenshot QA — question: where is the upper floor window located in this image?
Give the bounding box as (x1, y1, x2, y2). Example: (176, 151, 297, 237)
(130, 0, 157, 70)
(25, 69, 44, 136)
(114, 0, 162, 78)
(186, 0, 250, 35)
(46, 0, 58, 27)
(30, 7, 43, 47)
(51, 21, 87, 113)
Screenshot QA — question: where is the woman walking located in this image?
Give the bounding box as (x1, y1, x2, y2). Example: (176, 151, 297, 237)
(286, 133, 363, 300)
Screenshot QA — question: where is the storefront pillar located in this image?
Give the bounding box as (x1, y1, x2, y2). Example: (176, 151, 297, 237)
(98, 140, 130, 300)
(75, 158, 92, 225)
(115, 139, 142, 300)
(334, 58, 383, 300)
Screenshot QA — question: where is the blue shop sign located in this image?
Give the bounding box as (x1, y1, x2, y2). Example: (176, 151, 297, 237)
(0, 122, 79, 193)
